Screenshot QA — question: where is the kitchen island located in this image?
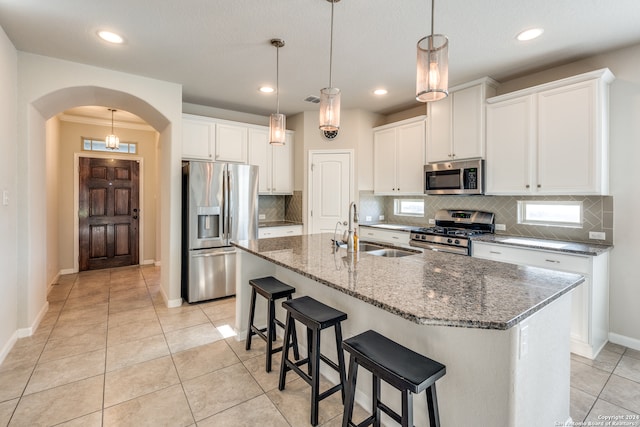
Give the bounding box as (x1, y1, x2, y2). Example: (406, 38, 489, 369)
(232, 233, 585, 426)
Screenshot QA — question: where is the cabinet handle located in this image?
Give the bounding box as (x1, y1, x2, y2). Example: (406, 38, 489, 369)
(392, 236, 399, 240)
(537, 184, 541, 188)
(367, 232, 374, 236)
(397, 188, 400, 191)
(545, 259, 560, 263)
(489, 251, 502, 254)
(525, 185, 530, 189)
(286, 230, 294, 234)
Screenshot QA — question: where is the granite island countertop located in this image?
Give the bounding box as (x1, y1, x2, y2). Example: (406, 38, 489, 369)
(233, 233, 584, 330)
(472, 234, 612, 256)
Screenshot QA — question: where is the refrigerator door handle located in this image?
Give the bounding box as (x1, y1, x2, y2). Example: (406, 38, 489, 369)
(227, 170, 232, 241)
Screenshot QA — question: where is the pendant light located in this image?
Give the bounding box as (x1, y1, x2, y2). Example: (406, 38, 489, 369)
(105, 108, 120, 150)
(319, 0, 341, 132)
(269, 38, 286, 146)
(416, 0, 449, 102)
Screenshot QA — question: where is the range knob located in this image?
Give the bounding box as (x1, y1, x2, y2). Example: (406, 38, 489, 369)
(454, 239, 460, 245)
(447, 238, 453, 244)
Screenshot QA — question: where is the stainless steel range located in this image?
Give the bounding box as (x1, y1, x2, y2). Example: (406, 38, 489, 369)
(410, 209, 495, 255)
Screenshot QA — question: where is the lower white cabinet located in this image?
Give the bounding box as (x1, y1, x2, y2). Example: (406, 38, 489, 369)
(472, 241, 609, 359)
(258, 225, 303, 239)
(359, 227, 410, 246)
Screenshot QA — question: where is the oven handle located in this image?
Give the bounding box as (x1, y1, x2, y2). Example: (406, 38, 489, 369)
(410, 240, 469, 255)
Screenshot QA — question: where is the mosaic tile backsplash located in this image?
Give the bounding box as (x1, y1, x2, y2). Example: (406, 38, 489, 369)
(359, 191, 613, 245)
(258, 191, 303, 223)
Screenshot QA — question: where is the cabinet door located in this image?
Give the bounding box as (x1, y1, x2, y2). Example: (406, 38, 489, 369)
(537, 81, 597, 194)
(247, 128, 270, 194)
(396, 120, 426, 194)
(452, 85, 483, 160)
(426, 96, 452, 163)
(182, 118, 213, 159)
(486, 96, 534, 194)
(373, 128, 397, 194)
(215, 123, 247, 163)
(271, 134, 293, 194)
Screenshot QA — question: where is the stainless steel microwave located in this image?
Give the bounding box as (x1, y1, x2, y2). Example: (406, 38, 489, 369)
(424, 159, 484, 195)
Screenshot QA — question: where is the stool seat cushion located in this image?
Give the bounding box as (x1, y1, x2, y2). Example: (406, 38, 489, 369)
(249, 276, 296, 299)
(343, 330, 446, 393)
(282, 296, 347, 328)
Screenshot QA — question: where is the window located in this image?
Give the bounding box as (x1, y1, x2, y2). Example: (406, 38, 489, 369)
(394, 199, 424, 217)
(517, 200, 582, 228)
(83, 138, 137, 154)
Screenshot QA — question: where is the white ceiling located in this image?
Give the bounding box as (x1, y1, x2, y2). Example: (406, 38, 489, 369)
(1, 0, 640, 119)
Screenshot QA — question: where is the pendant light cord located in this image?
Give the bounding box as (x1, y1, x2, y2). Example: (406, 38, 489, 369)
(276, 45, 280, 114)
(431, 0, 435, 37)
(111, 109, 115, 134)
(329, 0, 335, 88)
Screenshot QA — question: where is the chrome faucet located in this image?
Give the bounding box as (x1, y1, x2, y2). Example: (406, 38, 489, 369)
(347, 202, 359, 253)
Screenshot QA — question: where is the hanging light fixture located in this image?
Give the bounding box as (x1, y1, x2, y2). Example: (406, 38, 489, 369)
(319, 0, 341, 132)
(416, 0, 449, 102)
(269, 38, 286, 146)
(105, 108, 120, 150)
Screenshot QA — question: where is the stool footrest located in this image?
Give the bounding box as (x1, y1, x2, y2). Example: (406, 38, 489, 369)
(378, 401, 402, 424)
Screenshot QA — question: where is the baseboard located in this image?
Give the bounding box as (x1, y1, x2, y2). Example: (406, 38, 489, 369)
(159, 285, 182, 308)
(59, 268, 76, 275)
(46, 272, 61, 297)
(609, 332, 640, 352)
(17, 301, 49, 338)
(141, 259, 156, 265)
(154, 261, 162, 267)
(0, 330, 18, 366)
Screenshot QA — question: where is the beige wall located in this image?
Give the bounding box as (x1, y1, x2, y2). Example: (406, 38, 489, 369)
(57, 119, 160, 270)
(45, 117, 60, 286)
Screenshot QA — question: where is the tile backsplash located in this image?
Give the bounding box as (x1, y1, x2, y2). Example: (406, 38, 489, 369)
(258, 191, 303, 223)
(359, 191, 613, 245)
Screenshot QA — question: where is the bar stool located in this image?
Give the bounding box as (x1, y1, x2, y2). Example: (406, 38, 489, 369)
(342, 330, 446, 427)
(279, 296, 348, 426)
(245, 276, 299, 372)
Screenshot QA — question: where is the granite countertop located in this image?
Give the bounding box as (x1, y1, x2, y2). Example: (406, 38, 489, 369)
(258, 220, 303, 228)
(358, 223, 421, 232)
(472, 234, 612, 256)
(233, 233, 584, 330)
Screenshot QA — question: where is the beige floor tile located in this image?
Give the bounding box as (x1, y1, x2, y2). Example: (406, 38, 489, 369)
(197, 394, 290, 427)
(615, 355, 640, 383)
(572, 348, 623, 373)
(10, 375, 103, 427)
(49, 320, 107, 341)
(600, 374, 640, 414)
(107, 317, 162, 347)
(164, 323, 223, 354)
(0, 365, 33, 402)
(158, 308, 209, 333)
(104, 355, 179, 407)
(266, 376, 345, 427)
(25, 349, 105, 395)
(183, 363, 263, 421)
(46, 301, 65, 314)
(585, 398, 639, 422)
(63, 292, 110, 310)
(571, 360, 611, 396)
(54, 411, 103, 427)
(211, 315, 237, 329)
(56, 274, 78, 285)
(243, 352, 296, 393)
(67, 283, 110, 300)
(226, 336, 267, 362)
(109, 286, 150, 302)
(57, 303, 109, 325)
(153, 302, 200, 316)
(321, 401, 369, 427)
(603, 342, 626, 355)
(39, 329, 106, 363)
(106, 333, 169, 372)
(109, 280, 147, 292)
(201, 299, 236, 323)
(172, 340, 240, 381)
(47, 283, 73, 303)
(0, 342, 42, 372)
(570, 386, 597, 423)
(107, 305, 158, 329)
(626, 348, 640, 361)
(108, 297, 153, 315)
(0, 398, 19, 426)
(103, 384, 193, 427)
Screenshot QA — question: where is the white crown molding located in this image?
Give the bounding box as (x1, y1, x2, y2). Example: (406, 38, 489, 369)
(58, 114, 156, 132)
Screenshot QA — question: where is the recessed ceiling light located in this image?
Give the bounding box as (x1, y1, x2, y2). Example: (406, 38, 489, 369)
(259, 86, 275, 93)
(516, 28, 544, 41)
(97, 30, 124, 44)
(373, 89, 388, 95)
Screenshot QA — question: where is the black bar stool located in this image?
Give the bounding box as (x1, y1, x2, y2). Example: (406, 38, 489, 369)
(246, 276, 299, 372)
(342, 330, 446, 427)
(278, 296, 348, 426)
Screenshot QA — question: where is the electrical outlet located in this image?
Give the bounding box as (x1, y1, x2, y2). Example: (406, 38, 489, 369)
(259, 214, 266, 220)
(379, 215, 385, 220)
(428, 219, 435, 225)
(365, 216, 372, 222)
(495, 224, 506, 231)
(519, 324, 529, 359)
(589, 231, 606, 240)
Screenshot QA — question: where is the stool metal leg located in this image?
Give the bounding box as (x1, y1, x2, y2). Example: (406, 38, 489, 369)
(266, 298, 275, 372)
(426, 384, 440, 427)
(278, 313, 293, 391)
(245, 288, 257, 350)
(334, 323, 346, 403)
(401, 389, 413, 427)
(342, 356, 359, 427)
(310, 328, 321, 426)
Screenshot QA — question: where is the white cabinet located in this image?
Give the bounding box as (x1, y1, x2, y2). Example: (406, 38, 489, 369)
(373, 117, 426, 195)
(486, 68, 614, 195)
(359, 227, 410, 246)
(248, 128, 293, 195)
(259, 225, 303, 239)
(182, 114, 215, 160)
(426, 78, 498, 163)
(215, 122, 247, 163)
(472, 241, 609, 359)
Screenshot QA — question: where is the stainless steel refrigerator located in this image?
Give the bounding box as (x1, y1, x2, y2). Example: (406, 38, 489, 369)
(182, 161, 259, 303)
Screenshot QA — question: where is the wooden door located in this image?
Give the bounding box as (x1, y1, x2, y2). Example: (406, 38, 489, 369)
(309, 151, 352, 234)
(79, 157, 140, 270)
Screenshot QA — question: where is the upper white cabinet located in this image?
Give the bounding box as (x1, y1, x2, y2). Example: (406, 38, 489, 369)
(247, 128, 293, 195)
(182, 114, 215, 160)
(215, 122, 247, 163)
(373, 116, 426, 195)
(486, 68, 614, 195)
(426, 78, 498, 163)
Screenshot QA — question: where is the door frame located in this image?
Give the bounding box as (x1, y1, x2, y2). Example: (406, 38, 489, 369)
(73, 152, 145, 273)
(307, 149, 354, 234)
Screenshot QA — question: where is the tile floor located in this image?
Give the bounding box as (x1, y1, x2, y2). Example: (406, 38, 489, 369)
(0, 265, 637, 426)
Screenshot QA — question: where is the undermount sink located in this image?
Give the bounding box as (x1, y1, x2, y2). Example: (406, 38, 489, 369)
(365, 248, 417, 258)
(358, 243, 385, 252)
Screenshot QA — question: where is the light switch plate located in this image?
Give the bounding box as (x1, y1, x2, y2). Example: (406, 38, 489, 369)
(365, 216, 372, 222)
(495, 224, 506, 231)
(379, 215, 385, 220)
(589, 231, 606, 240)
(428, 219, 435, 224)
(259, 214, 266, 220)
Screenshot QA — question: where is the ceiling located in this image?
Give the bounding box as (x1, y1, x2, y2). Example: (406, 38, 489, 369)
(1, 0, 640, 119)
